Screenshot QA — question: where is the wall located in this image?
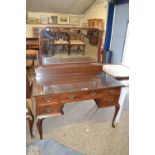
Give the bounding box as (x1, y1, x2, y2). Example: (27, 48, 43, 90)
(110, 3, 129, 63)
(81, 0, 108, 30)
(26, 12, 81, 37)
(27, 1, 109, 38)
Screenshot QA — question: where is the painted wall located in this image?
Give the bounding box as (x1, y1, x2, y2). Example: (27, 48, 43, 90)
(81, 0, 108, 30)
(26, 12, 81, 37)
(110, 3, 129, 63)
(27, 1, 109, 38)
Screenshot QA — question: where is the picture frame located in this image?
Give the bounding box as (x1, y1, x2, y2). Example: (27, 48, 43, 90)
(40, 15, 48, 24)
(58, 15, 69, 24)
(27, 18, 37, 24)
(69, 16, 80, 25)
(48, 16, 58, 24)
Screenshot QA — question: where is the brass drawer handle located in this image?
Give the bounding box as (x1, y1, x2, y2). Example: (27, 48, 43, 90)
(44, 97, 52, 103)
(45, 107, 52, 113)
(68, 95, 76, 100)
(90, 92, 96, 97)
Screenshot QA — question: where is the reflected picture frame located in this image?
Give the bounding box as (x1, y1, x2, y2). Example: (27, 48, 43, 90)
(58, 15, 69, 24)
(40, 15, 48, 24)
(69, 16, 80, 25)
(48, 16, 58, 24)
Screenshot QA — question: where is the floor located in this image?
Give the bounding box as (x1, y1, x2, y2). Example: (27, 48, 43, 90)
(26, 70, 129, 155)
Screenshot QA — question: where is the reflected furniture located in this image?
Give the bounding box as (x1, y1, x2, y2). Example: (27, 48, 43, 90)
(69, 40, 85, 55)
(53, 40, 70, 55)
(26, 38, 39, 50)
(31, 27, 124, 139)
(87, 29, 100, 46)
(26, 74, 34, 138)
(26, 49, 38, 71)
(88, 19, 103, 30)
(39, 27, 103, 64)
(26, 38, 39, 70)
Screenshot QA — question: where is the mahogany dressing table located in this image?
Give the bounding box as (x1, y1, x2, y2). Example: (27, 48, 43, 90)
(32, 27, 124, 139)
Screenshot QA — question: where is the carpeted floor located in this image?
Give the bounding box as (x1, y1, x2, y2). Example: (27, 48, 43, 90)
(27, 92, 129, 155)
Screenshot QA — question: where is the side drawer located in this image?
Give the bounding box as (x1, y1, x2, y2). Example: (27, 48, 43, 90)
(37, 102, 62, 115)
(102, 88, 121, 97)
(95, 88, 121, 107)
(36, 95, 58, 105)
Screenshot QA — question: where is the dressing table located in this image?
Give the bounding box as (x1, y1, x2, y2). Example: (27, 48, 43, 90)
(32, 27, 124, 139)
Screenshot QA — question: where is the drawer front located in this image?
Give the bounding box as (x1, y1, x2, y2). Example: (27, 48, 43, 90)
(36, 95, 58, 105)
(36, 87, 121, 106)
(37, 102, 62, 115)
(94, 88, 121, 107)
(102, 88, 120, 97)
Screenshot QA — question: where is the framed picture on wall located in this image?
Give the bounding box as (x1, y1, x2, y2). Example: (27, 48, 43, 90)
(58, 15, 69, 24)
(48, 16, 58, 24)
(40, 15, 48, 24)
(69, 16, 80, 25)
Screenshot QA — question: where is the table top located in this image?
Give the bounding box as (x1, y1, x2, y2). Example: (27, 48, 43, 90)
(32, 72, 123, 96)
(103, 64, 129, 79)
(70, 40, 85, 45)
(54, 40, 69, 44)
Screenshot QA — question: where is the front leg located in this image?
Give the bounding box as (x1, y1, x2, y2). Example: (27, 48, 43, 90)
(28, 115, 34, 138)
(36, 118, 44, 139)
(112, 104, 120, 128)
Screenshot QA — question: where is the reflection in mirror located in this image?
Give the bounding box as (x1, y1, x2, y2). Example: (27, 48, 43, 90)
(38, 27, 102, 65)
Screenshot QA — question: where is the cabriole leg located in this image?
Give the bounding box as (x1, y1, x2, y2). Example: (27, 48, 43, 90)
(112, 104, 120, 128)
(28, 115, 34, 138)
(36, 118, 44, 139)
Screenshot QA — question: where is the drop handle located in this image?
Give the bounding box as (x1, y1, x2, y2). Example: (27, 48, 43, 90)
(45, 107, 52, 113)
(68, 95, 76, 100)
(109, 90, 115, 96)
(44, 97, 52, 103)
(90, 92, 96, 97)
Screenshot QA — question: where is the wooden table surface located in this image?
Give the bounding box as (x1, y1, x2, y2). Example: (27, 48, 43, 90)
(32, 72, 123, 96)
(32, 72, 123, 139)
(70, 40, 85, 45)
(53, 40, 69, 44)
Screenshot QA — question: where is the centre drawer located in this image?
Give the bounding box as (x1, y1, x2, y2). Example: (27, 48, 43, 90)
(36, 87, 121, 105)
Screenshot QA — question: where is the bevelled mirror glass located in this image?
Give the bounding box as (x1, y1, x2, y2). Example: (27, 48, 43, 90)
(38, 27, 102, 65)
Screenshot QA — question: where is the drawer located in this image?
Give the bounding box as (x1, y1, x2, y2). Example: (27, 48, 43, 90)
(94, 88, 121, 108)
(95, 96, 119, 107)
(36, 95, 58, 105)
(37, 102, 62, 115)
(102, 88, 121, 97)
(36, 87, 121, 105)
(80, 88, 121, 100)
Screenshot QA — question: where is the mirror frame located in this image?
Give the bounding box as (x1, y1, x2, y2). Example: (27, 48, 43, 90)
(37, 27, 104, 66)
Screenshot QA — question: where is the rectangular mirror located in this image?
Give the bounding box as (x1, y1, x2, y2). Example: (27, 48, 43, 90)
(38, 27, 103, 65)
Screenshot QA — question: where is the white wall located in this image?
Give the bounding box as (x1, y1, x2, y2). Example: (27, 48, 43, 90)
(27, 1, 109, 38)
(81, 0, 108, 30)
(110, 3, 129, 63)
